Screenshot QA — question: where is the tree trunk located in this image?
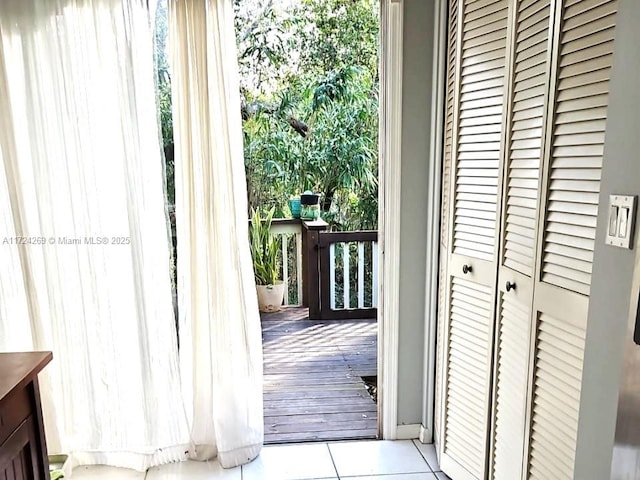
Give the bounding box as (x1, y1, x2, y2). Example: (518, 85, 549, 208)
(322, 191, 334, 212)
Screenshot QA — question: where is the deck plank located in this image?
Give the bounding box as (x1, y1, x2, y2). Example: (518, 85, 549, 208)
(261, 307, 378, 444)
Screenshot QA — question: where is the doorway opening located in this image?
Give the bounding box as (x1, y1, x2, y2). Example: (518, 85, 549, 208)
(234, 0, 381, 443)
(153, 0, 402, 445)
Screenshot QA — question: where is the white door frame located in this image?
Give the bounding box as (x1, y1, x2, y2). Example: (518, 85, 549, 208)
(378, 0, 403, 440)
(420, 0, 447, 444)
(378, 0, 447, 441)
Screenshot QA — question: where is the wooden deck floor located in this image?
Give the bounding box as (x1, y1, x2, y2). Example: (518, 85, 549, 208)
(261, 307, 378, 444)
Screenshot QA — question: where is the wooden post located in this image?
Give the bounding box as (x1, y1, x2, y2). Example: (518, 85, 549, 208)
(302, 219, 328, 319)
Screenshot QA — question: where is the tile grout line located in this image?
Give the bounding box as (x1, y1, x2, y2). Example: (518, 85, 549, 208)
(410, 439, 435, 474)
(325, 442, 341, 480)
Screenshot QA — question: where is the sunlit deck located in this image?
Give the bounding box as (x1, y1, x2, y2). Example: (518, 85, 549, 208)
(261, 307, 378, 444)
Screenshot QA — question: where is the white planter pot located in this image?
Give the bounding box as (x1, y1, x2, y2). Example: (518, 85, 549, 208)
(256, 281, 286, 312)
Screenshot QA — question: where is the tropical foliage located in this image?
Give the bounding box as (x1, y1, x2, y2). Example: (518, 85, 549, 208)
(235, 0, 379, 230)
(155, 0, 380, 230)
(155, 0, 174, 206)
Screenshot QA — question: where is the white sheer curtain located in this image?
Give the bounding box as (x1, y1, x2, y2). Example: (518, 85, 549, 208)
(0, 0, 192, 472)
(169, 0, 264, 468)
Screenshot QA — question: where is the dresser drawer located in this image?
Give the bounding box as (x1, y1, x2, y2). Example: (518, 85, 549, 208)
(0, 416, 39, 479)
(0, 385, 31, 446)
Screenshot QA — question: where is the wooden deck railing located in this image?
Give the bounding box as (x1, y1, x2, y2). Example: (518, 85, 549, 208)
(320, 230, 378, 319)
(265, 218, 378, 320)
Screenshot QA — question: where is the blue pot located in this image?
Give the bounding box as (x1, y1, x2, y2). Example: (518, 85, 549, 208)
(289, 197, 301, 218)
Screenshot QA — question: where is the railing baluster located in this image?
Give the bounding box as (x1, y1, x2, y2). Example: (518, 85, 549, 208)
(372, 241, 379, 308)
(343, 242, 350, 309)
(330, 243, 336, 310)
(296, 232, 303, 305)
(358, 242, 365, 308)
(282, 234, 289, 306)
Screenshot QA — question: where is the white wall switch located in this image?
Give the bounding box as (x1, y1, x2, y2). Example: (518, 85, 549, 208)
(606, 195, 637, 249)
(619, 207, 629, 237)
(609, 205, 619, 236)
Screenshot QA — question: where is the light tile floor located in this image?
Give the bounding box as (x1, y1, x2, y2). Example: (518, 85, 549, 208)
(69, 440, 452, 480)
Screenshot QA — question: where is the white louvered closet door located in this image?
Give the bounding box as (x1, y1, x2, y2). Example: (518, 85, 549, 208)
(526, 1, 618, 479)
(436, 1, 620, 479)
(489, 1, 553, 479)
(439, 0, 510, 478)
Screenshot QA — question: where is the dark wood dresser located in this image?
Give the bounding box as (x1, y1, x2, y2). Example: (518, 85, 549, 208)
(0, 352, 53, 480)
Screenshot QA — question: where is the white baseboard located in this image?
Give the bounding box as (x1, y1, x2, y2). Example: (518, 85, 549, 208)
(418, 425, 433, 444)
(395, 424, 421, 440)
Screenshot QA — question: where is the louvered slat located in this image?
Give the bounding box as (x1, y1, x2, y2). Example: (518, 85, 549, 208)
(453, 0, 508, 261)
(528, 314, 585, 480)
(444, 276, 492, 477)
(541, 0, 618, 295)
(491, 294, 531, 480)
(503, 0, 551, 276)
(441, 0, 459, 250)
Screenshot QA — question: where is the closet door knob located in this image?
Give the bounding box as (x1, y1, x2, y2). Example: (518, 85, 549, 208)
(462, 264, 472, 275)
(506, 281, 516, 292)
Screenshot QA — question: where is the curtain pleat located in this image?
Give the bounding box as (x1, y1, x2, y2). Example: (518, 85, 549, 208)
(169, 0, 264, 469)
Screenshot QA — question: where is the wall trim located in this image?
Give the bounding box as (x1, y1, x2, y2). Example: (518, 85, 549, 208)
(419, 424, 433, 444)
(421, 0, 448, 442)
(396, 424, 421, 440)
(378, 0, 403, 441)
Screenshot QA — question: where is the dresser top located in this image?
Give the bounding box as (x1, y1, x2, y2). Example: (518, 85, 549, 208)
(0, 351, 53, 401)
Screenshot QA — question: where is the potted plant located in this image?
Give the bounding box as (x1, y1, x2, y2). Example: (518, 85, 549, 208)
(250, 207, 286, 312)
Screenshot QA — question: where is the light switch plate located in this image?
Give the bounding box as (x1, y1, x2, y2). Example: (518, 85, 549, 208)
(606, 195, 637, 249)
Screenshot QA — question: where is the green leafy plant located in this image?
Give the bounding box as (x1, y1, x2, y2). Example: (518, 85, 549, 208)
(234, 0, 380, 231)
(249, 207, 281, 285)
